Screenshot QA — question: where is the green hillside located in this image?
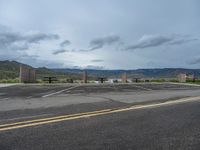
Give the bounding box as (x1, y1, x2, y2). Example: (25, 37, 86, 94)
(0, 61, 81, 82)
(0, 61, 22, 80)
(1, 60, 200, 83)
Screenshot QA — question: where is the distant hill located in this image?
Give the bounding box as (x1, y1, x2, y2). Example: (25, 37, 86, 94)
(1, 60, 200, 80)
(0, 60, 25, 79)
(0, 61, 63, 80)
(53, 68, 200, 79)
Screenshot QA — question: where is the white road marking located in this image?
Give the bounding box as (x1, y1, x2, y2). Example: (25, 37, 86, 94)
(26, 96, 33, 99)
(132, 85, 152, 91)
(42, 86, 80, 98)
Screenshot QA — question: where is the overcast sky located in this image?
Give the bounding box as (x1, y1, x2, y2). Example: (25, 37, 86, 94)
(0, 0, 200, 69)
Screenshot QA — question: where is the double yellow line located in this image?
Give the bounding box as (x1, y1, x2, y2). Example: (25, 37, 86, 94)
(0, 109, 112, 132)
(0, 96, 200, 132)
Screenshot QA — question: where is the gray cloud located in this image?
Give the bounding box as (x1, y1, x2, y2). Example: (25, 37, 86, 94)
(16, 54, 39, 59)
(125, 34, 198, 50)
(60, 40, 71, 47)
(187, 58, 200, 65)
(169, 36, 198, 45)
(89, 35, 121, 51)
(0, 29, 59, 51)
(64, 34, 198, 53)
(0, 51, 39, 63)
(22, 58, 65, 68)
(0, 32, 21, 49)
(25, 32, 59, 43)
(0, 25, 10, 32)
(91, 59, 104, 62)
(1, 0, 200, 69)
(85, 65, 104, 70)
(36, 61, 65, 68)
(64, 35, 121, 53)
(52, 49, 67, 55)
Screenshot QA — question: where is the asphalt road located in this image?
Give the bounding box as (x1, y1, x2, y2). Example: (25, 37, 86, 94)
(0, 99, 199, 150)
(0, 83, 200, 150)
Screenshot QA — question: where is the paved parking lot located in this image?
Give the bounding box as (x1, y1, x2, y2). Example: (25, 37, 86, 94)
(0, 83, 200, 99)
(0, 83, 200, 150)
(66, 83, 200, 94)
(0, 82, 200, 112)
(0, 84, 73, 99)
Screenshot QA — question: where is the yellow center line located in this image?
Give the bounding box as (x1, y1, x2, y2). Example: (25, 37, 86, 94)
(0, 109, 111, 128)
(0, 96, 200, 132)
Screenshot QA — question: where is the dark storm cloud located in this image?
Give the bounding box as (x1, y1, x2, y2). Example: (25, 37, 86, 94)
(91, 59, 104, 62)
(52, 49, 67, 55)
(89, 35, 121, 51)
(125, 34, 198, 50)
(60, 40, 71, 47)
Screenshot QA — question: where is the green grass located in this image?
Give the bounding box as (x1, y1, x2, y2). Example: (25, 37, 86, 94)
(0, 79, 20, 83)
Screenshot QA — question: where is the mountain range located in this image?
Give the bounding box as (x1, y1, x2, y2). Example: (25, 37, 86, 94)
(0, 60, 200, 80)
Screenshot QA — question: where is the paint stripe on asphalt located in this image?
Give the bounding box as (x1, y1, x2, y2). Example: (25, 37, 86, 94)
(1, 97, 9, 100)
(0, 96, 200, 132)
(0, 114, 53, 123)
(42, 86, 80, 98)
(0, 109, 111, 128)
(26, 96, 33, 99)
(132, 85, 152, 91)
